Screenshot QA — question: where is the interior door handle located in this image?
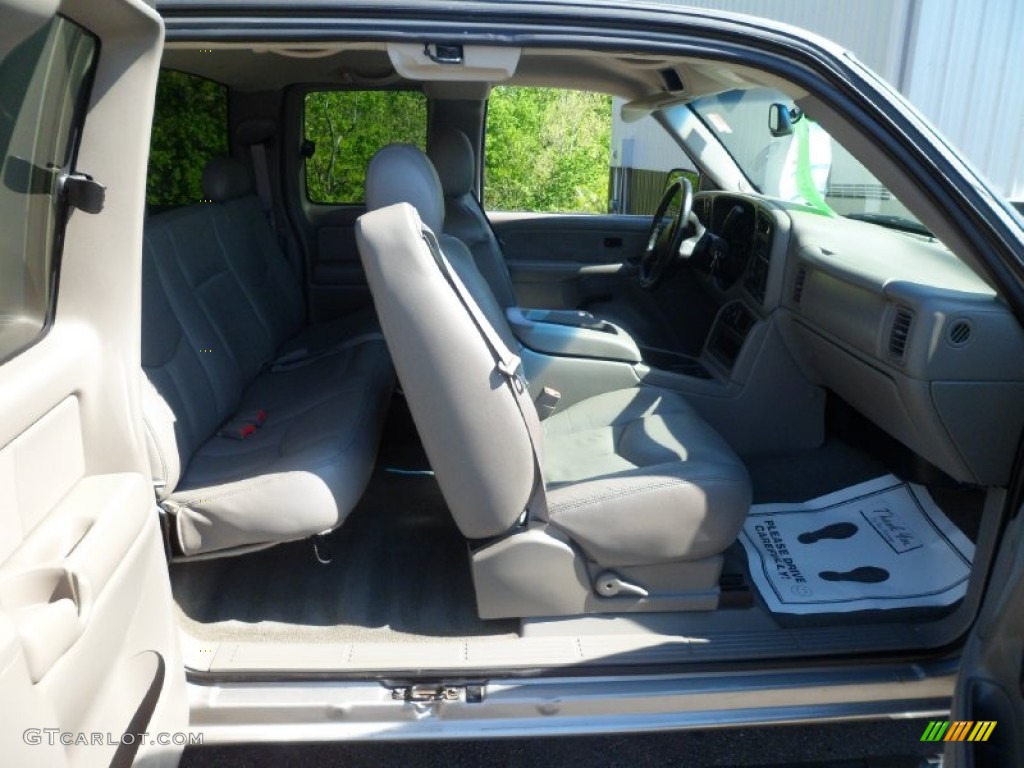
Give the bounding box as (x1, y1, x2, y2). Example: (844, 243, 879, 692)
(0, 567, 88, 683)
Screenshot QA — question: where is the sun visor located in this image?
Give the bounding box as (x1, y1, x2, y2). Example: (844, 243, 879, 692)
(387, 43, 520, 81)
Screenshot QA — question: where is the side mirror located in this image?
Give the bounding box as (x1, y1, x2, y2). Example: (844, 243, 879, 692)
(666, 168, 701, 195)
(611, 167, 702, 215)
(667, 167, 700, 193)
(769, 103, 803, 137)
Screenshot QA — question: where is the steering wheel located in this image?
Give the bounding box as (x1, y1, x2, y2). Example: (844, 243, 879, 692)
(638, 178, 702, 290)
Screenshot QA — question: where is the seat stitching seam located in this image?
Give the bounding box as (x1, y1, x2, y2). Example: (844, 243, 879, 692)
(548, 478, 689, 513)
(549, 474, 743, 515)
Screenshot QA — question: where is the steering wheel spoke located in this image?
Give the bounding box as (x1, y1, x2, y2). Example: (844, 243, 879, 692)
(679, 211, 705, 259)
(639, 178, 694, 290)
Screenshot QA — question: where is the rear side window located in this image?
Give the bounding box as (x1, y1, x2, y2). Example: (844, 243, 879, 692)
(303, 90, 427, 204)
(0, 17, 97, 362)
(147, 71, 228, 208)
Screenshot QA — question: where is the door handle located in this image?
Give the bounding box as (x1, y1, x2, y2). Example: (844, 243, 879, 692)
(0, 567, 88, 682)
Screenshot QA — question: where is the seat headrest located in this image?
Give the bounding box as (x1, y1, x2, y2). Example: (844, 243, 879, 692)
(365, 144, 445, 234)
(202, 157, 253, 202)
(427, 127, 474, 197)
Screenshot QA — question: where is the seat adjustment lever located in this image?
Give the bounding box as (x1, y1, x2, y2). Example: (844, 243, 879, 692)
(595, 571, 649, 598)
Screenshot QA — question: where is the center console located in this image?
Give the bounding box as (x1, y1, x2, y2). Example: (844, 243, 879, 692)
(505, 308, 642, 364)
(706, 300, 757, 372)
(637, 346, 712, 379)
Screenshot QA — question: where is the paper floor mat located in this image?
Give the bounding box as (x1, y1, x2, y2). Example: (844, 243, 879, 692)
(739, 475, 974, 614)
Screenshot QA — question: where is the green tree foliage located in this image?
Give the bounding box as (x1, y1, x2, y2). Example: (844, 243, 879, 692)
(304, 91, 427, 203)
(484, 87, 612, 213)
(147, 77, 611, 214)
(147, 71, 227, 206)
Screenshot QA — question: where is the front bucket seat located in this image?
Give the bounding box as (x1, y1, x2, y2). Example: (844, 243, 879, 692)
(356, 144, 751, 618)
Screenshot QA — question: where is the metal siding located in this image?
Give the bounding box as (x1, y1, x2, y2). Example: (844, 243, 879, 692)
(610, 101, 693, 172)
(904, 0, 1024, 201)
(659, 0, 912, 83)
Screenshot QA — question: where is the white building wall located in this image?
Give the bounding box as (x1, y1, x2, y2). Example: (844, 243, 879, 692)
(610, 107, 691, 171)
(626, 0, 1024, 201)
(678, 0, 914, 85)
(903, 0, 1024, 201)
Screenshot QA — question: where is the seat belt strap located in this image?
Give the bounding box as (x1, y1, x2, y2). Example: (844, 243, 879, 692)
(265, 331, 384, 372)
(249, 142, 303, 278)
(471, 193, 519, 305)
(421, 226, 548, 522)
(249, 143, 275, 227)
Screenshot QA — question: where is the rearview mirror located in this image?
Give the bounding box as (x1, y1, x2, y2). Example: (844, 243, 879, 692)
(769, 103, 803, 137)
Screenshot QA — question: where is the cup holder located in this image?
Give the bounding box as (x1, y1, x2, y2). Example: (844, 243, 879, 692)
(640, 347, 713, 379)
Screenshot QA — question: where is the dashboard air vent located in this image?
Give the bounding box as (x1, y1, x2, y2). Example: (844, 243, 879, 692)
(947, 319, 972, 347)
(888, 307, 914, 361)
(792, 267, 807, 304)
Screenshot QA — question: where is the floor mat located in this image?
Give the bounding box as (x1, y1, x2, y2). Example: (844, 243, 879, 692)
(739, 475, 974, 614)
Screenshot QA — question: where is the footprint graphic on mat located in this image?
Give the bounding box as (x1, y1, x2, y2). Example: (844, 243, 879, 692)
(818, 566, 891, 584)
(798, 522, 859, 544)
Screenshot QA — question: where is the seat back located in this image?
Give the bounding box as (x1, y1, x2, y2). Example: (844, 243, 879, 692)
(427, 127, 518, 310)
(139, 159, 307, 494)
(357, 145, 540, 539)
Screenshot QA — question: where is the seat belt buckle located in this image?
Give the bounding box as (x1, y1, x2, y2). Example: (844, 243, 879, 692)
(219, 421, 257, 440)
(535, 386, 561, 421)
(241, 409, 267, 427)
(218, 409, 267, 439)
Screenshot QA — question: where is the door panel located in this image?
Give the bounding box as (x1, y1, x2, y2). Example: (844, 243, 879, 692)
(491, 212, 649, 309)
(304, 207, 374, 323)
(0, 1, 186, 766)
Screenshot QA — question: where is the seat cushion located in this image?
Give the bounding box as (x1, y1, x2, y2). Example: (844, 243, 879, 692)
(169, 334, 393, 556)
(543, 387, 751, 566)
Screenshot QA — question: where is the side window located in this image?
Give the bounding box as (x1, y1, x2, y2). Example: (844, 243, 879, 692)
(610, 97, 698, 216)
(484, 87, 612, 214)
(0, 17, 97, 362)
(483, 87, 697, 216)
(304, 90, 428, 204)
(147, 71, 228, 208)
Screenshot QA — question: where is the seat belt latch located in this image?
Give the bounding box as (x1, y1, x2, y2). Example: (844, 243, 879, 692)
(218, 409, 267, 439)
(535, 387, 561, 421)
(496, 358, 525, 393)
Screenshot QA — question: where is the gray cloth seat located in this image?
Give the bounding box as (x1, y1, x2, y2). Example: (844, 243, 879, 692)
(428, 127, 641, 335)
(356, 144, 750, 617)
(542, 387, 751, 566)
(141, 159, 394, 557)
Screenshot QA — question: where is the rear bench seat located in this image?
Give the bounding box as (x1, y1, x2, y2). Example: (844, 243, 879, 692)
(141, 158, 394, 558)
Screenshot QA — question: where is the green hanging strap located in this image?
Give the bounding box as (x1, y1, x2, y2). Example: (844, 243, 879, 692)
(794, 118, 835, 216)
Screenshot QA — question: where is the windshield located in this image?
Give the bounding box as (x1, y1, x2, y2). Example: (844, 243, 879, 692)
(688, 87, 929, 235)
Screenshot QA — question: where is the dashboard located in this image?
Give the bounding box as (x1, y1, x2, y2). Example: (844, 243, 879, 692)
(688, 191, 1024, 488)
(692, 194, 776, 306)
